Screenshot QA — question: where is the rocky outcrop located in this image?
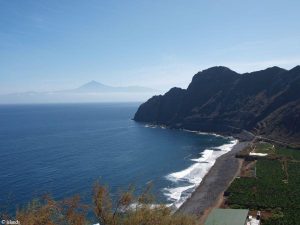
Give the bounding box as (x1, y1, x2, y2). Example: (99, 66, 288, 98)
(134, 66, 300, 148)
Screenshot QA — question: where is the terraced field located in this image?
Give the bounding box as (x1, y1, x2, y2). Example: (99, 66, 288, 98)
(225, 143, 300, 225)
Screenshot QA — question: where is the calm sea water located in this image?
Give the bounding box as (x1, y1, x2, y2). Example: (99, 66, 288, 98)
(0, 103, 233, 213)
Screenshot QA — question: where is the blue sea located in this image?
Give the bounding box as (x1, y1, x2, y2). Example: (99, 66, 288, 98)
(0, 103, 236, 213)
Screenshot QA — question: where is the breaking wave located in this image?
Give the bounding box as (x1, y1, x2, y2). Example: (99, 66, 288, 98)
(163, 139, 238, 209)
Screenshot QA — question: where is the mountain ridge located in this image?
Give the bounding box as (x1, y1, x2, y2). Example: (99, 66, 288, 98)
(134, 66, 300, 148)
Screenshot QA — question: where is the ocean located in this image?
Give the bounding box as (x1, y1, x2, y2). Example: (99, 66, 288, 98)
(0, 103, 236, 213)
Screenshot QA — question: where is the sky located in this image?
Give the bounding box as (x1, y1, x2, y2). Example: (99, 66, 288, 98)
(0, 0, 300, 94)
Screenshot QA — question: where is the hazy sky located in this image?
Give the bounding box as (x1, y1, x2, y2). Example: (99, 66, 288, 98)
(0, 0, 300, 94)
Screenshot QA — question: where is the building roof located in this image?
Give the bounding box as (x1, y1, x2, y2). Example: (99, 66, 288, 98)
(205, 208, 249, 225)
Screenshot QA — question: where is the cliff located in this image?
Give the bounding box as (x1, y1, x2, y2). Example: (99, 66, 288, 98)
(134, 66, 300, 148)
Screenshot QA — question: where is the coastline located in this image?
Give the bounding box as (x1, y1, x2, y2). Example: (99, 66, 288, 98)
(142, 123, 251, 220)
(176, 141, 249, 219)
(164, 138, 238, 209)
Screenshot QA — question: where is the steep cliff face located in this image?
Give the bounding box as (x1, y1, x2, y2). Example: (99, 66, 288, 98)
(133, 87, 186, 123)
(134, 66, 300, 147)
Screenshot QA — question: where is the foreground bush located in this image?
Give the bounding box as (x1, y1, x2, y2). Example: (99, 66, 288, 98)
(2, 183, 197, 225)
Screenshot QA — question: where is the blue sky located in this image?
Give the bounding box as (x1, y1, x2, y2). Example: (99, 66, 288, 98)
(0, 0, 300, 94)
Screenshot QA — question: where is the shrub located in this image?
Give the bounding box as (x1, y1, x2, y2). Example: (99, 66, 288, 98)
(2, 183, 197, 225)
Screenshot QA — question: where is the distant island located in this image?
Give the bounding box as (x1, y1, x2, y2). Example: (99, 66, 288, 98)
(134, 66, 300, 148)
(68, 80, 157, 93)
(0, 81, 159, 104)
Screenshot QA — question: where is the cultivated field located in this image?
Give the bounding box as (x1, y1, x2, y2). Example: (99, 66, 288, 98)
(225, 142, 300, 225)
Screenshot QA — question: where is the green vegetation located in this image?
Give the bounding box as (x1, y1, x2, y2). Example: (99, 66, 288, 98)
(255, 142, 300, 160)
(276, 147, 300, 161)
(226, 143, 300, 225)
(1, 183, 197, 225)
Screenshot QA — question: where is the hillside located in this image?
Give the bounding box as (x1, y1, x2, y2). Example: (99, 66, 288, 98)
(134, 66, 300, 148)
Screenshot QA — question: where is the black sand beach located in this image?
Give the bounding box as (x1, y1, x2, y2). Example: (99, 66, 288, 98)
(177, 141, 249, 219)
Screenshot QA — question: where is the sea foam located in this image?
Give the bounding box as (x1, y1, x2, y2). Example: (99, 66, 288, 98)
(163, 139, 238, 209)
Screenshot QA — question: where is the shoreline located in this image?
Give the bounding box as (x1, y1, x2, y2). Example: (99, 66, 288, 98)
(176, 141, 249, 219)
(142, 123, 251, 220)
(165, 138, 238, 209)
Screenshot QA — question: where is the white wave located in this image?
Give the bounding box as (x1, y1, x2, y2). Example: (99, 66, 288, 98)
(126, 202, 166, 212)
(191, 149, 214, 162)
(144, 124, 167, 129)
(163, 139, 238, 208)
(144, 125, 224, 138)
(182, 128, 224, 138)
(166, 160, 209, 184)
(163, 185, 195, 201)
(144, 124, 158, 128)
